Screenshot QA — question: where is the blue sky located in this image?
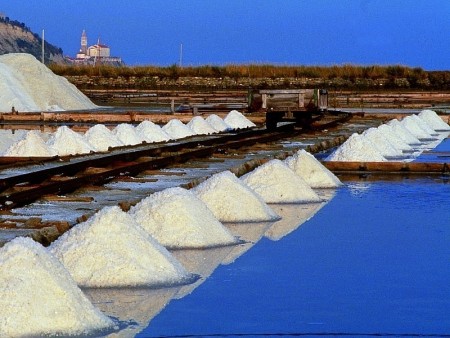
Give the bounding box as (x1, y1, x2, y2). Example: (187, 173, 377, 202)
(2, 1, 449, 70)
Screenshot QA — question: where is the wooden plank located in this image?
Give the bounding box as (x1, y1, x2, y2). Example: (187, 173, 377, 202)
(322, 161, 450, 174)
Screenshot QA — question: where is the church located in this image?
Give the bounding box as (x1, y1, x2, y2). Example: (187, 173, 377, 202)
(70, 30, 123, 65)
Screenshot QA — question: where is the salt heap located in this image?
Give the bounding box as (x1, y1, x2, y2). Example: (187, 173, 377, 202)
(135, 120, 171, 143)
(206, 114, 232, 132)
(0, 129, 27, 154)
(50, 206, 191, 287)
(241, 159, 322, 203)
(129, 187, 238, 248)
(386, 119, 421, 144)
(361, 127, 403, 157)
(162, 119, 196, 139)
(285, 149, 342, 188)
(376, 124, 413, 151)
(400, 115, 433, 139)
(418, 109, 450, 131)
(0, 53, 97, 112)
(47, 126, 94, 156)
(193, 171, 279, 222)
(85, 124, 123, 152)
(411, 114, 439, 135)
(4, 130, 56, 157)
(0, 237, 114, 337)
(326, 133, 386, 162)
(113, 123, 146, 146)
(224, 110, 256, 129)
(187, 116, 217, 135)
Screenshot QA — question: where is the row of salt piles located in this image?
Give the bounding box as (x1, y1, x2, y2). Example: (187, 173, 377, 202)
(326, 109, 449, 162)
(1, 110, 256, 157)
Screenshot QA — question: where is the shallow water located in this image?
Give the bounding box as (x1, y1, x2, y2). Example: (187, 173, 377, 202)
(136, 178, 450, 337)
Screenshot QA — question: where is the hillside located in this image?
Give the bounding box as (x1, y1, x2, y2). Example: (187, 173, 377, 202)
(0, 16, 64, 64)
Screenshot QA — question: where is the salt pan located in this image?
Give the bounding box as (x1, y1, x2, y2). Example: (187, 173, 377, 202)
(187, 116, 218, 135)
(285, 149, 342, 188)
(386, 119, 421, 144)
(0, 237, 114, 337)
(400, 115, 433, 139)
(193, 171, 279, 222)
(47, 126, 94, 156)
(326, 133, 386, 162)
(162, 119, 196, 139)
(50, 206, 191, 287)
(113, 123, 146, 146)
(224, 110, 256, 129)
(205, 114, 232, 132)
(4, 130, 56, 157)
(362, 127, 403, 157)
(130, 187, 238, 248)
(136, 120, 171, 143)
(241, 159, 321, 203)
(418, 110, 450, 131)
(85, 124, 123, 152)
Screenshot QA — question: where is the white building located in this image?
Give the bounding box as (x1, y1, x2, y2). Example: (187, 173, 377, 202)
(72, 30, 122, 65)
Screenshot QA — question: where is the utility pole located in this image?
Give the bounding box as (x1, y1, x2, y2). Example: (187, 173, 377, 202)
(179, 43, 183, 67)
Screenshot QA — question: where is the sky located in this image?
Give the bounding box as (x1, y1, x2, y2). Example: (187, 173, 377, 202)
(2, 0, 449, 70)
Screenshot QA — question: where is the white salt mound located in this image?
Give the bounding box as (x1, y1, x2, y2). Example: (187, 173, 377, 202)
(130, 187, 238, 248)
(193, 171, 279, 222)
(113, 123, 146, 146)
(136, 120, 171, 142)
(187, 116, 218, 135)
(285, 149, 342, 188)
(47, 126, 94, 156)
(362, 127, 403, 157)
(386, 119, 421, 144)
(326, 133, 386, 162)
(376, 124, 413, 151)
(241, 159, 322, 203)
(50, 206, 191, 287)
(224, 110, 256, 129)
(85, 124, 123, 152)
(206, 114, 232, 132)
(400, 115, 432, 139)
(0, 129, 28, 154)
(410, 114, 438, 135)
(4, 130, 56, 157)
(0, 53, 97, 112)
(0, 237, 114, 337)
(418, 110, 450, 131)
(162, 119, 196, 139)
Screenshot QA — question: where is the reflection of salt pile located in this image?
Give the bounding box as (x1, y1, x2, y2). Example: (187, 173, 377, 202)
(285, 149, 342, 188)
(361, 127, 403, 157)
(187, 116, 217, 135)
(0, 53, 97, 112)
(136, 120, 171, 142)
(50, 206, 191, 287)
(85, 124, 123, 152)
(130, 187, 238, 248)
(400, 115, 433, 139)
(224, 110, 256, 129)
(162, 119, 195, 139)
(0, 237, 114, 337)
(206, 114, 232, 132)
(326, 133, 386, 162)
(113, 123, 146, 146)
(4, 130, 56, 157)
(241, 159, 321, 203)
(376, 124, 413, 151)
(418, 110, 450, 131)
(386, 119, 421, 145)
(193, 171, 279, 222)
(47, 126, 94, 156)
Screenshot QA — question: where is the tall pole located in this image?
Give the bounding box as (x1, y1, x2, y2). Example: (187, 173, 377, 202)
(179, 43, 183, 67)
(41, 29, 45, 64)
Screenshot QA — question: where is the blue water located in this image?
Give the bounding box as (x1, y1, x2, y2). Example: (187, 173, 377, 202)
(137, 178, 450, 337)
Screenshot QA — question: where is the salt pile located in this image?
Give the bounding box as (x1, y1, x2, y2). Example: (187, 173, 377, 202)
(4, 130, 56, 157)
(0, 53, 97, 112)
(410, 114, 438, 135)
(113, 123, 146, 146)
(85, 124, 123, 152)
(285, 149, 342, 188)
(193, 171, 279, 222)
(0, 129, 27, 154)
(361, 127, 403, 157)
(376, 124, 413, 151)
(187, 116, 217, 135)
(136, 120, 171, 142)
(130, 187, 238, 248)
(47, 126, 94, 156)
(0, 237, 114, 337)
(418, 110, 450, 131)
(50, 206, 191, 287)
(400, 115, 433, 139)
(386, 119, 421, 144)
(162, 119, 196, 139)
(241, 159, 321, 203)
(206, 114, 232, 132)
(326, 133, 386, 162)
(224, 110, 256, 129)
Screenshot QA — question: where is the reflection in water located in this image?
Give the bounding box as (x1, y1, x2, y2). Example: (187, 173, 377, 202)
(347, 182, 372, 197)
(84, 287, 179, 338)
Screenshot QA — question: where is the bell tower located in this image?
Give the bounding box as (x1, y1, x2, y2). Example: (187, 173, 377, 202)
(81, 30, 87, 54)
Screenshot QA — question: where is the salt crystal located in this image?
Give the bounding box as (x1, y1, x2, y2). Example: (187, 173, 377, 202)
(130, 187, 238, 248)
(241, 159, 322, 203)
(0, 237, 114, 337)
(4, 130, 56, 157)
(47, 126, 94, 156)
(187, 116, 217, 135)
(362, 127, 403, 157)
(162, 119, 196, 139)
(400, 115, 433, 139)
(285, 149, 342, 188)
(205, 114, 232, 132)
(224, 110, 256, 129)
(326, 133, 387, 162)
(50, 206, 191, 287)
(85, 124, 123, 152)
(386, 119, 421, 144)
(113, 123, 146, 146)
(193, 171, 279, 222)
(135, 120, 171, 143)
(418, 110, 450, 131)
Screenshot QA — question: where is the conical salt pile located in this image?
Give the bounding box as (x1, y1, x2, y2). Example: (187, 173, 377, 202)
(400, 115, 433, 139)
(326, 133, 386, 162)
(136, 120, 171, 142)
(193, 171, 279, 222)
(4, 130, 56, 157)
(205, 114, 232, 132)
(50, 206, 192, 287)
(85, 124, 123, 152)
(47, 126, 94, 156)
(224, 110, 256, 129)
(0, 237, 114, 337)
(362, 127, 403, 157)
(376, 124, 413, 151)
(162, 119, 195, 139)
(187, 116, 217, 135)
(129, 187, 238, 248)
(113, 123, 146, 146)
(386, 119, 421, 145)
(285, 149, 342, 188)
(241, 159, 322, 203)
(418, 110, 450, 131)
